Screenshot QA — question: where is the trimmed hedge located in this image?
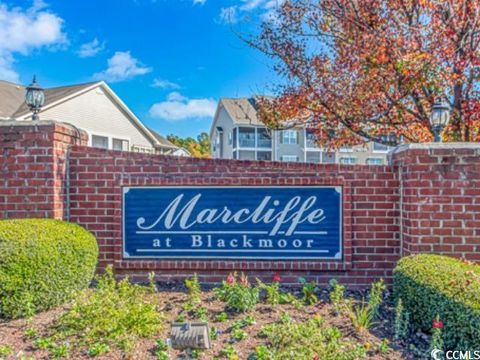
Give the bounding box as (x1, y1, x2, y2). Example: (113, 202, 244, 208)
(393, 254, 480, 350)
(0, 219, 98, 318)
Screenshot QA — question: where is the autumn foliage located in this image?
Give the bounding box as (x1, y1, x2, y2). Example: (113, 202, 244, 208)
(252, 0, 480, 147)
(167, 132, 211, 158)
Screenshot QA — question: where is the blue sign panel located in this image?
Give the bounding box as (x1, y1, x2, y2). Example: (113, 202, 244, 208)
(123, 186, 342, 260)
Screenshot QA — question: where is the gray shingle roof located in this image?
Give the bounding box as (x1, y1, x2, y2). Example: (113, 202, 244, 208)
(220, 97, 265, 125)
(0, 80, 26, 118)
(0, 80, 99, 119)
(147, 128, 178, 149)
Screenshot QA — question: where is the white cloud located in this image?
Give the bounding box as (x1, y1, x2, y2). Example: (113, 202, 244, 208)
(240, 0, 264, 11)
(0, 0, 67, 82)
(193, 0, 206, 5)
(149, 92, 217, 121)
(218, 0, 285, 25)
(218, 6, 238, 24)
(151, 77, 180, 89)
(93, 51, 151, 82)
(78, 38, 105, 58)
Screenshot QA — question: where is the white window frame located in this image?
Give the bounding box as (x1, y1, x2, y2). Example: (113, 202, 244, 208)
(112, 138, 130, 151)
(281, 155, 299, 162)
(88, 131, 132, 151)
(339, 145, 353, 153)
(281, 130, 298, 145)
(339, 156, 357, 164)
(366, 157, 384, 165)
(91, 134, 109, 149)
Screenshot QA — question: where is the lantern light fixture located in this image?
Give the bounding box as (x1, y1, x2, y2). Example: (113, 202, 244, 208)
(25, 75, 45, 121)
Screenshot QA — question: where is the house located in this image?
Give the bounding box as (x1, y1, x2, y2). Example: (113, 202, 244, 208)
(0, 79, 179, 154)
(210, 97, 392, 165)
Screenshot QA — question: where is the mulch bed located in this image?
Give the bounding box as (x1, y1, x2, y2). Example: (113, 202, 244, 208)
(0, 286, 426, 359)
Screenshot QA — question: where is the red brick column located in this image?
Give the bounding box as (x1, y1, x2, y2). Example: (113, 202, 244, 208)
(0, 121, 87, 220)
(391, 144, 480, 261)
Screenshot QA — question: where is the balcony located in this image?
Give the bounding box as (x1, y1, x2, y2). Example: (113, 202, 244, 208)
(235, 127, 272, 149)
(239, 138, 255, 148)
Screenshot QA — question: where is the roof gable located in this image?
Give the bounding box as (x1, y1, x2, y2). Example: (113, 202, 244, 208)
(12, 82, 99, 118)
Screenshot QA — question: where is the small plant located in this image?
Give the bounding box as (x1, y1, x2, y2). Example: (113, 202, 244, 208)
(377, 339, 390, 354)
(215, 312, 228, 322)
(349, 279, 385, 332)
(329, 279, 346, 314)
(210, 327, 220, 340)
(368, 279, 385, 317)
(0, 345, 13, 357)
(49, 343, 70, 359)
(88, 343, 110, 357)
(34, 337, 53, 350)
(231, 328, 247, 341)
(175, 313, 186, 322)
(394, 298, 410, 341)
(279, 292, 303, 309)
(185, 274, 202, 306)
(154, 340, 169, 360)
(429, 316, 444, 355)
(279, 312, 292, 324)
(193, 307, 208, 321)
(231, 316, 256, 331)
(155, 351, 169, 360)
(259, 318, 366, 359)
(190, 349, 202, 358)
(220, 344, 238, 359)
(148, 272, 157, 293)
(214, 273, 259, 313)
(23, 327, 37, 339)
(257, 275, 282, 306)
(54, 266, 163, 354)
(247, 345, 274, 360)
(299, 278, 317, 305)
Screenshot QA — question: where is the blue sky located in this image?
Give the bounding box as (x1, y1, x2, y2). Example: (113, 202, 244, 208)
(0, 0, 283, 137)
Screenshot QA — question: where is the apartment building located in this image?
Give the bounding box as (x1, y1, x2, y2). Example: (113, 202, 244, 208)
(210, 97, 391, 165)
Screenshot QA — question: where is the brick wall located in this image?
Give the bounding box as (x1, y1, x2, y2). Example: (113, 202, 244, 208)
(1, 122, 479, 287)
(391, 144, 480, 262)
(0, 121, 86, 219)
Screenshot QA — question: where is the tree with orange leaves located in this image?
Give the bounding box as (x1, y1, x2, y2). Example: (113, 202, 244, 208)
(250, 0, 480, 147)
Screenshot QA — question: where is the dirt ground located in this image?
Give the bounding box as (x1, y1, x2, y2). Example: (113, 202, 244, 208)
(0, 288, 421, 360)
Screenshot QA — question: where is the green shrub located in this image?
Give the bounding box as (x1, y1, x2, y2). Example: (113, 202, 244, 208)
(0, 219, 98, 318)
(393, 254, 480, 350)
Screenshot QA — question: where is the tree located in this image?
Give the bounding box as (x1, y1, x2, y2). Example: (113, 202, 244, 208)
(250, 0, 480, 147)
(167, 132, 211, 158)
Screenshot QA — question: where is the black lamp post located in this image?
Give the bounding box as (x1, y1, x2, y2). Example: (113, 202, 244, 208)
(430, 100, 451, 142)
(25, 75, 45, 121)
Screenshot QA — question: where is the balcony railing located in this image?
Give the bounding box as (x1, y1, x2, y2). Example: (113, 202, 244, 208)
(238, 138, 255, 147)
(257, 138, 272, 148)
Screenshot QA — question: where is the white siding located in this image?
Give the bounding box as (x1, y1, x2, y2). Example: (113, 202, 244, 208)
(211, 106, 235, 159)
(39, 86, 154, 150)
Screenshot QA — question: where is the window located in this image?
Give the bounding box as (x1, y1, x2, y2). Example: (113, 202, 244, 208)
(339, 145, 353, 152)
(366, 158, 383, 165)
(281, 155, 299, 162)
(132, 145, 153, 153)
(228, 132, 233, 145)
(339, 157, 357, 164)
(281, 130, 298, 145)
(257, 151, 272, 161)
(373, 142, 389, 152)
(322, 152, 336, 163)
(112, 138, 129, 151)
(91, 135, 108, 149)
